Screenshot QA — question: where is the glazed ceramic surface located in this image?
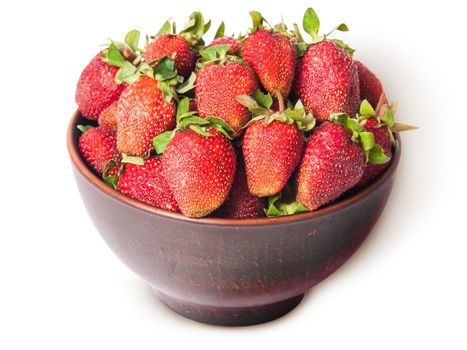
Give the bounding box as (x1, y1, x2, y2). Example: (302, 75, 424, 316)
(68, 111, 400, 326)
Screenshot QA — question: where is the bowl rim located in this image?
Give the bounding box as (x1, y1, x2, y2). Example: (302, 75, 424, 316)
(67, 110, 401, 226)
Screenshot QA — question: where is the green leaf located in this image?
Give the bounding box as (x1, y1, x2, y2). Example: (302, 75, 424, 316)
(121, 154, 145, 166)
(236, 95, 270, 116)
(77, 125, 93, 133)
(295, 42, 308, 58)
(205, 116, 234, 133)
(200, 44, 231, 60)
(158, 81, 175, 104)
(360, 99, 376, 117)
(176, 97, 190, 122)
(302, 7, 320, 38)
(124, 29, 140, 52)
(204, 19, 211, 34)
(391, 123, 419, 132)
(154, 57, 177, 81)
(115, 61, 138, 85)
(293, 23, 305, 43)
(107, 42, 125, 67)
(180, 116, 210, 128)
(176, 71, 196, 94)
(189, 124, 212, 137)
(211, 125, 233, 140)
(337, 23, 349, 31)
(214, 21, 225, 39)
(266, 192, 309, 217)
(380, 107, 395, 128)
(330, 113, 362, 133)
(251, 90, 273, 110)
(102, 160, 119, 190)
(153, 131, 174, 154)
(368, 144, 390, 164)
(331, 39, 355, 56)
(359, 131, 375, 151)
(180, 11, 205, 40)
(157, 20, 171, 35)
(249, 11, 264, 31)
(135, 62, 153, 77)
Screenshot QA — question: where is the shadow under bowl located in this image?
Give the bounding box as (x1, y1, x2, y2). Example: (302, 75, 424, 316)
(67, 111, 401, 326)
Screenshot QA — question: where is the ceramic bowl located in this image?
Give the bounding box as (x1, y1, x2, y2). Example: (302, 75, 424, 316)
(67, 111, 401, 326)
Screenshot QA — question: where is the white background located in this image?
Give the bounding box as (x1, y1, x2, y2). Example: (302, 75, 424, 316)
(1, 0, 465, 348)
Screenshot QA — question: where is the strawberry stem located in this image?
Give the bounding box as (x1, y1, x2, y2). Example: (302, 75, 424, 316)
(276, 91, 285, 112)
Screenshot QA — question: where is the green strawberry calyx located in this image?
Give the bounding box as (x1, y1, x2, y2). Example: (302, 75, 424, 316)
(153, 97, 234, 154)
(236, 90, 316, 131)
(102, 160, 119, 190)
(248, 10, 296, 39)
(76, 124, 94, 133)
(329, 112, 390, 165)
(101, 29, 143, 77)
(358, 97, 418, 145)
(294, 7, 354, 57)
(115, 56, 196, 103)
(154, 11, 210, 48)
(198, 44, 243, 67)
(265, 184, 309, 217)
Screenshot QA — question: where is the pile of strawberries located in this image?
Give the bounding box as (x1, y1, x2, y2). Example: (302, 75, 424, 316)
(75, 8, 412, 219)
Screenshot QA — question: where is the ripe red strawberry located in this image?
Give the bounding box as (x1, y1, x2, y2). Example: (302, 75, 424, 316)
(75, 54, 126, 120)
(196, 61, 259, 136)
(296, 122, 365, 210)
(79, 127, 118, 175)
(356, 118, 392, 187)
(294, 40, 360, 123)
(214, 158, 264, 219)
(117, 76, 176, 157)
(162, 128, 236, 218)
(356, 60, 385, 108)
(243, 120, 305, 197)
(242, 29, 296, 105)
(207, 37, 240, 53)
(98, 100, 118, 135)
(118, 156, 179, 212)
(145, 34, 196, 78)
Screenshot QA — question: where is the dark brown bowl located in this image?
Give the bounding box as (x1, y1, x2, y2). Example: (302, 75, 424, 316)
(67, 110, 401, 326)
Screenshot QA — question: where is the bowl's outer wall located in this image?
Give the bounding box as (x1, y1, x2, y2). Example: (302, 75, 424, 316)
(70, 115, 399, 309)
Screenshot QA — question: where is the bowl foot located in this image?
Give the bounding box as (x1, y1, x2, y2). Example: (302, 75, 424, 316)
(153, 289, 304, 326)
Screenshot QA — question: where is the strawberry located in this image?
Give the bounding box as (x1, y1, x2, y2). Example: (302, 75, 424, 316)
(78, 127, 118, 176)
(98, 100, 118, 135)
(75, 30, 142, 120)
(75, 54, 127, 120)
(296, 122, 364, 210)
(356, 60, 385, 109)
(294, 40, 359, 123)
(196, 46, 259, 136)
(145, 34, 196, 78)
(116, 76, 176, 157)
(208, 37, 240, 53)
(162, 128, 236, 218)
(214, 157, 264, 219)
(153, 107, 237, 218)
(296, 109, 391, 210)
(241, 13, 296, 109)
(117, 156, 180, 212)
(238, 93, 313, 197)
(356, 117, 392, 187)
(243, 121, 304, 197)
(146, 12, 207, 78)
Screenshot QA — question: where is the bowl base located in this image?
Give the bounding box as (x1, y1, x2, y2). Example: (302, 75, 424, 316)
(153, 288, 304, 326)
